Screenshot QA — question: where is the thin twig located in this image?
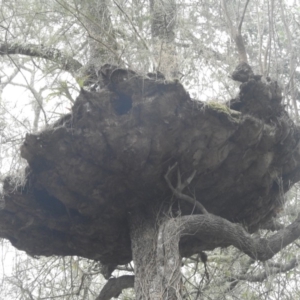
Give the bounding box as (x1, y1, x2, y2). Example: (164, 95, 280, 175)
(164, 163, 208, 214)
(112, 0, 154, 59)
(54, 0, 120, 61)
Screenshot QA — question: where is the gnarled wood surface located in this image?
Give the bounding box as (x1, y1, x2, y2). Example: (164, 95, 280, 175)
(1, 66, 300, 266)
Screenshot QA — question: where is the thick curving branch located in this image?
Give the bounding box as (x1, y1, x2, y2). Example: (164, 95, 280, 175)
(0, 42, 82, 74)
(95, 275, 134, 300)
(178, 213, 300, 261)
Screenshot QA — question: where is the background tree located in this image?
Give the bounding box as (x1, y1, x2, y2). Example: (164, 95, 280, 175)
(1, 0, 300, 299)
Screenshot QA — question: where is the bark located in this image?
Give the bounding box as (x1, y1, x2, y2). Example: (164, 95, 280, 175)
(0, 41, 101, 87)
(129, 209, 182, 300)
(221, 0, 250, 63)
(96, 275, 134, 300)
(150, 0, 178, 77)
(179, 213, 300, 261)
(0, 42, 82, 74)
(72, 0, 120, 89)
(81, 0, 119, 68)
(260, 218, 285, 231)
(125, 209, 300, 298)
(150, 0, 177, 42)
(1, 65, 300, 299)
(129, 210, 159, 300)
(279, 0, 299, 123)
(228, 257, 299, 283)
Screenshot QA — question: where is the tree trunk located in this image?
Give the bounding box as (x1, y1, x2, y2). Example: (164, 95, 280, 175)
(129, 209, 182, 299)
(150, 0, 178, 78)
(81, 0, 119, 83)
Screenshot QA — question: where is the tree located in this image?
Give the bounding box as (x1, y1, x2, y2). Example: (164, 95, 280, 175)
(1, 0, 300, 299)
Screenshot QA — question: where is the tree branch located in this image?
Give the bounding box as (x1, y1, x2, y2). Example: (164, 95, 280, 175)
(238, 0, 251, 33)
(227, 257, 255, 291)
(95, 275, 134, 300)
(164, 163, 208, 214)
(221, 0, 235, 37)
(221, 0, 249, 62)
(0, 42, 82, 74)
(260, 218, 285, 231)
(229, 257, 299, 282)
(54, 0, 120, 62)
(112, 0, 152, 54)
(178, 213, 300, 261)
(99, 263, 118, 280)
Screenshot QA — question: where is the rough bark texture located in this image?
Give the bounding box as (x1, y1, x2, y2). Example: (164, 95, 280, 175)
(129, 210, 182, 300)
(1, 65, 300, 271)
(129, 209, 159, 299)
(150, 0, 178, 77)
(0, 42, 82, 74)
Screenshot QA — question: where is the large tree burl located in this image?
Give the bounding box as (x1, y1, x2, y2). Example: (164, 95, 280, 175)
(1, 67, 300, 265)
